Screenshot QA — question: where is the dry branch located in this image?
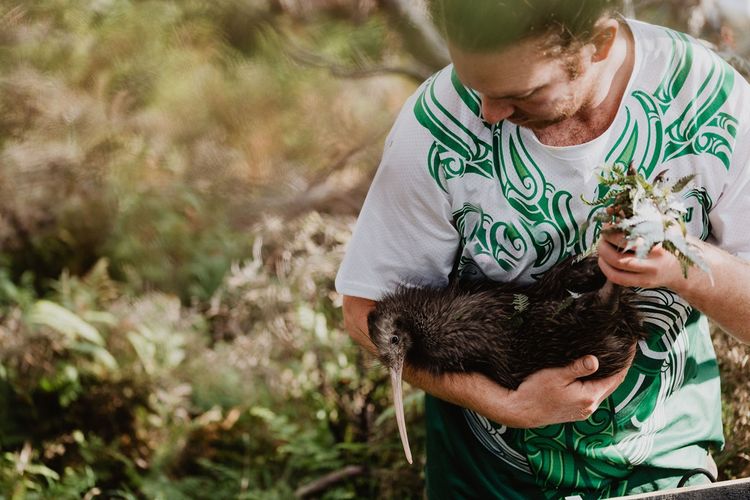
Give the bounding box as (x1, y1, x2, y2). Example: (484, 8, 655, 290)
(294, 465, 366, 498)
(285, 43, 432, 83)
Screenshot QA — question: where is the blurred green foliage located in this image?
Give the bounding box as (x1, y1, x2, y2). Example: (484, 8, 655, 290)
(1, 214, 426, 498)
(0, 0, 420, 497)
(0, 0, 407, 299)
(0, 1, 749, 498)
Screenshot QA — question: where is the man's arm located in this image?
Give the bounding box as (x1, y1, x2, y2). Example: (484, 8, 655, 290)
(342, 295, 634, 428)
(598, 234, 750, 343)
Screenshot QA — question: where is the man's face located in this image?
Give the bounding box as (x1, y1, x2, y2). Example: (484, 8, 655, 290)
(449, 38, 597, 129)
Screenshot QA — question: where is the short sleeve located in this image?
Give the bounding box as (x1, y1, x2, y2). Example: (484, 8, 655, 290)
(335, 95, 460, 300)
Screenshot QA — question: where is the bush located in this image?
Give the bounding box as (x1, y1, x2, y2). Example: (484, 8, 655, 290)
(0, 0, 411, 299)
(0, 213, 426, 498)
(713, 326, 750, 479)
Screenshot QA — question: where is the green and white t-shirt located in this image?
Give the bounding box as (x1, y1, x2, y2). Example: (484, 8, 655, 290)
(336, 19, 750, 499)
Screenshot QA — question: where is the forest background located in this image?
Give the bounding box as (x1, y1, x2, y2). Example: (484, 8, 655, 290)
(1, 1, 749, 498)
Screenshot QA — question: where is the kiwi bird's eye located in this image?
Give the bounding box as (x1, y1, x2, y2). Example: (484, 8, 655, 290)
(390, 335, 400, 345)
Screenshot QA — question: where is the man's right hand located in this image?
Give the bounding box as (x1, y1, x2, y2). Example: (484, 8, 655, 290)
(501, 352, 634, 428)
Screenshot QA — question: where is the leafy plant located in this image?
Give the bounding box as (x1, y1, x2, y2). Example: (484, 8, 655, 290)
(582, 162, 711, 278)
(1, 442, 61, 499)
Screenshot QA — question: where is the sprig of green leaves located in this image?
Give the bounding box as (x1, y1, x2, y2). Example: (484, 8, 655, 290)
(581, 163, 711, 280)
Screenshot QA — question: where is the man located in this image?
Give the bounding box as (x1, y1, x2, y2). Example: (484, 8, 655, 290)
(336, 0, 750, 497)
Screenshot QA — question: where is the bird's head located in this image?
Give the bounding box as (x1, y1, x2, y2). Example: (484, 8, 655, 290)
(368, 311, 414, 370)
(367, 308, 415, 464)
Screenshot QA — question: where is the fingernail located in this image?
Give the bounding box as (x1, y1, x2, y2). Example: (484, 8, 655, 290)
(583, 357, 595, 370)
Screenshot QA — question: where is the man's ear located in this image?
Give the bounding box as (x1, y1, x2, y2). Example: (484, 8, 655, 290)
(590, 19, 620, 62)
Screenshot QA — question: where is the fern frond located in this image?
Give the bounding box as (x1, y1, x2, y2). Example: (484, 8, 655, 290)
(669, 174, 697, 194)
(513, 293, 529, 313)
(583, 164, 711, 280)
(551, 296, 575, 318)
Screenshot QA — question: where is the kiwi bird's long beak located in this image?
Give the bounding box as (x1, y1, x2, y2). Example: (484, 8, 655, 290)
(390, 362, 413, 464)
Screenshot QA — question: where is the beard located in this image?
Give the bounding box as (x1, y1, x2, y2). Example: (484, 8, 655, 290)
(508, 54, 596, 130)
(508, 77, 595, 130)
(507, 110, 573, 130)
(507, 104, 577, 130)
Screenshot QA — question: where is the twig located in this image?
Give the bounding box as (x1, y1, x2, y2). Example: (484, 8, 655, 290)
(285, 44, 431, 83)
(294, 465, 366, 498)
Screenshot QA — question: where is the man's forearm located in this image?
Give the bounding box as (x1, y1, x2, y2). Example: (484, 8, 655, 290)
(599, 233, 750, 343)
(342, 295, 379, 355)
(341, 295, 521, 425)
(401, 363, 522, 424)
(674, 239, 750, 343)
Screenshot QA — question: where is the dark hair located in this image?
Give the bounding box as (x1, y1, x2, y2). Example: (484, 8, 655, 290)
(427, 0, 622, 53)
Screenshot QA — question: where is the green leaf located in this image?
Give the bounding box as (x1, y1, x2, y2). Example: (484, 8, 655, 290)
(513, 294, 529, 313)
(552, 296, 575, 318)
(27, 300, 105, 346)
(669, 174, 697, 193)
(663, 233, 713, 280)
(82, 310, 118, 327)
(70, 342, 119, 371)
(23, 463, 60, 481)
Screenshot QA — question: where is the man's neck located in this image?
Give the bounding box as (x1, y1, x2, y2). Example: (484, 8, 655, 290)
(533, 21, 635, 148)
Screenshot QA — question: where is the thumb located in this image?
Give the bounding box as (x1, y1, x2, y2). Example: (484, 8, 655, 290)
(568, 355, 599, 379)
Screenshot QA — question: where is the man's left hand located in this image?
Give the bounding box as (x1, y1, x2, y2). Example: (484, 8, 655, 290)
(596, 226, 689, 292)
(596, 225, 750, 344)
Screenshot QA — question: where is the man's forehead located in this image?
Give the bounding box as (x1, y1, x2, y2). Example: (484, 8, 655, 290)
(448, 40, 562, 96)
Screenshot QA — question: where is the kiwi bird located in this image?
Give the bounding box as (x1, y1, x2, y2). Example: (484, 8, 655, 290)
(367, 254, 647, 464)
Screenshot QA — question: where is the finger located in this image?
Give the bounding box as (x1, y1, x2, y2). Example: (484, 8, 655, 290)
(564, 355, 598, 382)
(575, 370, 623, 401)
(598, 241, 652, 272)
(598, 256, 640, 287)
(578, 352, 635, 398)
(600, 224, 627, 242)
(599, 235, 632, 256)
(598, 255, 664, 289)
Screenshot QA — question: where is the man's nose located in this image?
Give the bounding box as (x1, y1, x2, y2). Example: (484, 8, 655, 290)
(481, 99, 514, 124)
